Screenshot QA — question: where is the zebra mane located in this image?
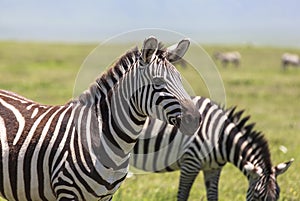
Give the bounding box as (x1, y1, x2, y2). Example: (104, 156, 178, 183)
(96, 47, 140, 86)
(76, 43, 169, 105)
(226, 106, 273, 174)
(156, 42, 167, 57)
(97, 41, 166, 87)
(75, 47, 140, 105)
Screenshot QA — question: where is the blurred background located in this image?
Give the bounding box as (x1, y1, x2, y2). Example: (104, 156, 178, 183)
(1, 0, 300, 47)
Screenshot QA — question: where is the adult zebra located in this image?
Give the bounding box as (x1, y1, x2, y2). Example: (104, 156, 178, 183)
(130, 96, 293, 201)
(281, 53, 300, 69)
(214, 51, 241, 68)
(0, 36, 201, 201)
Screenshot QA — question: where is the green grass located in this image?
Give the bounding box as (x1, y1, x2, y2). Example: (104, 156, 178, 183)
(0, 41, 299, 200)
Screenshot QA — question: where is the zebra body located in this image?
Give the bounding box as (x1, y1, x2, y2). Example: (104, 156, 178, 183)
(281, 53, 300, 69)
(130, 96, 293, 201)
(0, 37, 201, 200)
(214, 51, 241, 67)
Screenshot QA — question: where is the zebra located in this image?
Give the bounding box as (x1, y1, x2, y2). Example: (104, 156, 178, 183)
(0, 36, 202, 201)
(130, 96, 293, 201)
(214, 51, 241, 68)
(281, 53, 300, 69)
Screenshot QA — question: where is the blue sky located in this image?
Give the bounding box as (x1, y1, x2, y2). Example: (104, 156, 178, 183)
(1, 0, 300, 47)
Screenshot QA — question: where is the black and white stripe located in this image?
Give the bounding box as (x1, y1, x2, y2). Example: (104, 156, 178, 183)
(130, 96, 293, 201)
(0, 37, 201, 201)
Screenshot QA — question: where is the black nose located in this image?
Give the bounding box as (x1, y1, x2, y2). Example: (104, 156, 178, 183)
(180, 99, 202, 125)
(178, 110, 202, 136)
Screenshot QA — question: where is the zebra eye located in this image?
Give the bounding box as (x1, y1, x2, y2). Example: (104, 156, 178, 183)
(153, 76, 166, 86)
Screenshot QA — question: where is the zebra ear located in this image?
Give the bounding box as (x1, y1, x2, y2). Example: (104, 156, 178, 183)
(244, 161, 263, 179)
(273, 158, 294, 177)
(141, 36, 158, 64)
(166, 38, 190, 63)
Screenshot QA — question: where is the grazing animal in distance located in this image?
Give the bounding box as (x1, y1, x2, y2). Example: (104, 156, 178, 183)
(214, 51, 241, 67)
(130, 96, 293, 201)
(281, 53, 300, 69)
(0, 36, 201, 201)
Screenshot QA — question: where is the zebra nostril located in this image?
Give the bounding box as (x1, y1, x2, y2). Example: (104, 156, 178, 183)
(170, 116, 179, 126)
(175, 115, 182, 126)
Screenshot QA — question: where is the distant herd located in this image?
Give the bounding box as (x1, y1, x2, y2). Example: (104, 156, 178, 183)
(213, 50, 299, 69)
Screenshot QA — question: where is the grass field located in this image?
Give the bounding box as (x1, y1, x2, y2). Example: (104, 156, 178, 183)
(0, 41, 299, 200)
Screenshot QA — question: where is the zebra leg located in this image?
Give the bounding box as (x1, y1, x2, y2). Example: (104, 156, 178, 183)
(177, 161, 201, 201)
(222, 60, 228, 68)
(234, 60, 240, 67)
(282, 61, 287, 70)
(203, 168, 222, 201)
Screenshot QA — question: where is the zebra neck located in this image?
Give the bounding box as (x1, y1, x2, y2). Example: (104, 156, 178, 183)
(225, 131, 272, 178)
(72, 96, 144, 171)
(106, 70, 148, 137)
(87, 76, 147, 167)
(71, 47, 148, 168)
(73, 84, 145, 158)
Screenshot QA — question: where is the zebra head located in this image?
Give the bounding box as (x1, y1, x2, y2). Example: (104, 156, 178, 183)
(134, 36, 201, 135)
(244, 159, 294, 201)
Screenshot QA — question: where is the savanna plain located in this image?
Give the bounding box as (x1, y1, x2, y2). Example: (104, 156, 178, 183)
(0, 41, 299, 201)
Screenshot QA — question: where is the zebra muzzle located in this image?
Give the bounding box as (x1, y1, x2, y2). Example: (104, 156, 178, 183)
(177, 99, 202, 136)
(179, 113, 201, 136)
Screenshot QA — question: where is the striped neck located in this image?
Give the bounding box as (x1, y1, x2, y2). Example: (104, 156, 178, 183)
(70, 47, 147, 169)
(224, 109, 273, 178)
